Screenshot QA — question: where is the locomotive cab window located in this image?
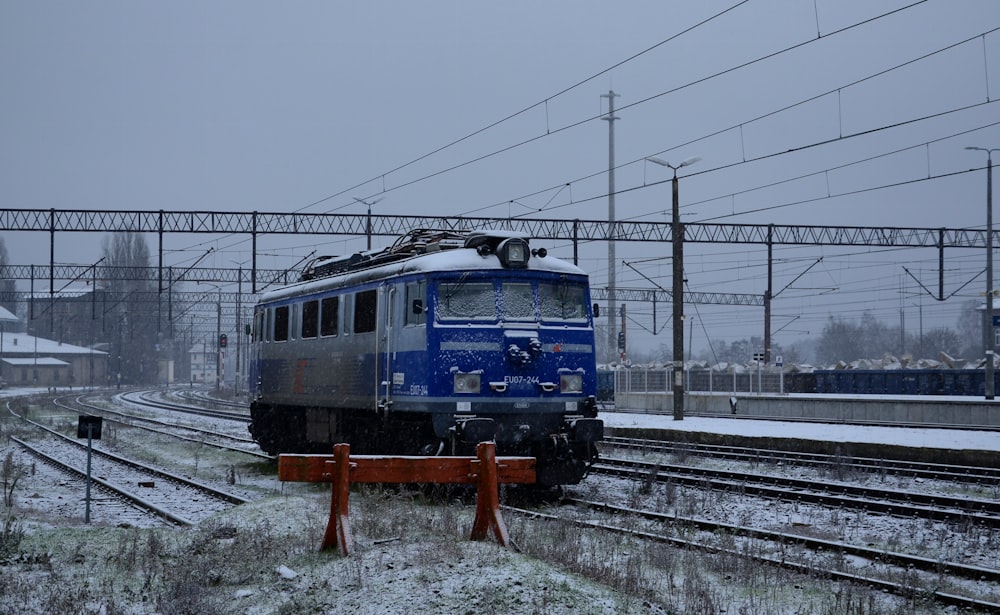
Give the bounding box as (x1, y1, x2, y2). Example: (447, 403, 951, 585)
(274, 305, 290, 342)
(539, 282, 588, 322)
(405, 280, 426, 325)
(320, 296, 339, 337)
(354, 289, 377, 334)
(343, 295, 352, 335)
(301, 300, 319, 339)
(501, 282, 535, 321)
(438, 280, 495, 321)
(253, 310, 263, 342)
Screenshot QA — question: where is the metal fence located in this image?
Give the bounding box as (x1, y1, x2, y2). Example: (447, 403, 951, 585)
(611, 366, 792, 397)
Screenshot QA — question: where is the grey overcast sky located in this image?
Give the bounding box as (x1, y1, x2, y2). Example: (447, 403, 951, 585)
(2, 1, 1000, 355)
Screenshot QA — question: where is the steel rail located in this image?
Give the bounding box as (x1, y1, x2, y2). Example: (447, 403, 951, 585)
(594, 457, 1000, 526)
(505, 503, 1000, 613)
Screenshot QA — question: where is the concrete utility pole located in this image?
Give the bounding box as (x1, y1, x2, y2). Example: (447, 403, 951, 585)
(967, 146, 998, 399)
(619, 303, 627, 363)
(354, 196, 384, 251)
(601, 90, 619, 363)
(646, 156, 700, 421)
(216, 293, 222, 391)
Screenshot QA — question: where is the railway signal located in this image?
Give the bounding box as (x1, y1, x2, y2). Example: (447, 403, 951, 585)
(77, 415, 103, 523)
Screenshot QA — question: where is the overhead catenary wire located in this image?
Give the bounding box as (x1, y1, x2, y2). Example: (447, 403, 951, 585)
(167, 1, 966, 270)
(291, 0, 754, 216)
(249, 0, 934, 226)
(106, 2, 994, 354)
(458, 32, 999, 232)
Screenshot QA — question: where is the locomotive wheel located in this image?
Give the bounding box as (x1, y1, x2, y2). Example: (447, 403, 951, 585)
(249, 404, 309, 455)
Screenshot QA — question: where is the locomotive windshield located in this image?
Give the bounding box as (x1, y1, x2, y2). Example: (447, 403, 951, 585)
(438, 281, 495, 320)
(436, 278, 589, 323)
(501, 282, 534, 320)
(539, 282, 587, 321)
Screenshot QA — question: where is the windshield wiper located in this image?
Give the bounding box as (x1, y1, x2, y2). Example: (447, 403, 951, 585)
(445, 272, 470, 301)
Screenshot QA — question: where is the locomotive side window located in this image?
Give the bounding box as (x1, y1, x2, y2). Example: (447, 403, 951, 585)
(343, 295, 353, 335)
(438, 281, 495, 320)
(255, 310, 265, 342)
(501, 282, 534, 321)
(301, 300, 319, 339)
(405, 281, 426, 325)
(539, 282, 587, 321)
(354, 289, 377, 333)
(320, 296, 339, 337)
(274, 305, 290, 342)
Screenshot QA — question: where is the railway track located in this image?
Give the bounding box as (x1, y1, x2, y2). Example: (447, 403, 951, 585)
(603, 435, 1000, 484)
(9, 418, 253, 527)
(169, 387, 250, 410)
(593, 455, 1000, 527)
(551, 437, 1000, 611)
(117, 390, 250, 422)
(548, 438, 1000, 613)
(509, 499, 1000, 613)
(55, 394, 271, 460)
(4, 388, 999, 610)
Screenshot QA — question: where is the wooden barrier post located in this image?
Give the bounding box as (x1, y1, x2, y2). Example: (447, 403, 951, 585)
(322, 443, 353, 554)
(470, 441, 508, 546)
(277, 441, 535, 556)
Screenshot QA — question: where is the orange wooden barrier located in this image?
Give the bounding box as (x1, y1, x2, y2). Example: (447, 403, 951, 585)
(278, 442, 536, 556)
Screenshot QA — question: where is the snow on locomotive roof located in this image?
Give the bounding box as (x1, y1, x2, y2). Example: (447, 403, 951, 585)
(259, 238, 586, 302)
(465, 229, 528, 241)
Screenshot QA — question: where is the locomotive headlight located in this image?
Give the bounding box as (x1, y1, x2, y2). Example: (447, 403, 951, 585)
(560, 373, 583, 393)
(453, 372, 481, 394)
(497, 237, 530, 269)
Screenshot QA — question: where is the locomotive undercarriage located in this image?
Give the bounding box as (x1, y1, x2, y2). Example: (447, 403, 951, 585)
(249, 402, 436, 456)
(249, 400, 602, 486)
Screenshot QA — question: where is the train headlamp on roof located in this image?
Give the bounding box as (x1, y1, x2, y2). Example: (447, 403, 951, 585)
(464, 230, 542, 269)
(497, 237, 529, 268)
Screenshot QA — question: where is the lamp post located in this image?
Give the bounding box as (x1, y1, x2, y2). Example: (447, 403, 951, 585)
(354, 196, 384, 251)
(646, 156, 701, 420)
(968, 146, 998, 399)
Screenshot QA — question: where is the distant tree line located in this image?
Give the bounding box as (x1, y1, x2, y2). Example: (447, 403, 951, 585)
(814, 311, 971, 365)
(102, 232, 160, 384)
(0, 233, 198, 385)
(1, 234, 988, 374)
(0, 239, 15, 316)
(627, 301, 984, 367)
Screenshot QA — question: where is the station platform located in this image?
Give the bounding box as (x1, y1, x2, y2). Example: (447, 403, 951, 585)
(601, 410, 1000, 467)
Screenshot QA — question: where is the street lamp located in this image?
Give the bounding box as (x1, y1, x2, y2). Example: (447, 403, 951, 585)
(646, 155, 701, 420)
(354, 196, 384, 251)
(967, 146, 998, 399)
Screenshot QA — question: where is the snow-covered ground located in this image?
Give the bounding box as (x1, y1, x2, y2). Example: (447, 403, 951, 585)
(4, 391, 998, 613)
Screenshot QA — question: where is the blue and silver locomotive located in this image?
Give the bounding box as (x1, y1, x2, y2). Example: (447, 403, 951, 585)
(248, 229, 602, 485)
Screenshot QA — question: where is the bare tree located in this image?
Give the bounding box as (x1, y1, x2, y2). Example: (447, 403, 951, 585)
(0, 238, 15, 316)
(956, 298, 983, 360)
(817, 315, 866, 364)
(102, 232, 159, 385)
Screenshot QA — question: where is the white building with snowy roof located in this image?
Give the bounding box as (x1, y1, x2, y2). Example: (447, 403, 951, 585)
(0, 331, 108, 388)
(189, 339, 219, 386)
